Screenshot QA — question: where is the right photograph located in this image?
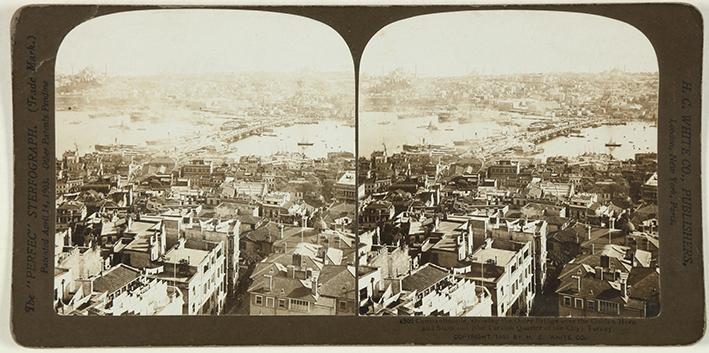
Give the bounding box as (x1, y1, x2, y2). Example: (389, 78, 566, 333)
(357, 11, 659, 317)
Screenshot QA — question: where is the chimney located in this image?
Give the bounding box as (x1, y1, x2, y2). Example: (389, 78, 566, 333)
(571, 275, 581, 292)
(287, 265, 295, 279)
(619, 272, 629, 299)
(600, 255, 610, 269)
(594, 266, 604, 280)
(318, 246, 328, 262)
(587, 225, 591, 240)
(265, 274, 273, 292)
(310, 276, 318, 297)
(456, 235, 466, 261)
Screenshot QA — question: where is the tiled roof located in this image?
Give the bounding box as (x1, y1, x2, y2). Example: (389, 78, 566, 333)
(318, 265, 355, 298)
(92, 264, 140, 294)
(244, 222, 281, 243)
(431, 235, 458, 252)
(627, 267, 660, 301)
(401, 263, 449, 292)
(558, 254, 631, 280)
(248, 273, 317, 302)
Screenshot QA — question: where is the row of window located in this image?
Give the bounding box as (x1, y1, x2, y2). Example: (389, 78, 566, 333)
(563, 296, 620, 314)
(501, 264, 532, 299)
(254, 295, 307, 311)
(253, 295, 349, 312)
(191, 264, 224, 297)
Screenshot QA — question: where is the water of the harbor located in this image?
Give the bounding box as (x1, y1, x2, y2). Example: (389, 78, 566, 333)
(225, 120, 354, 159)
(536, 121, 657, 160)
(359, 111, 503, 156)
(359, 112, 657, 161)
(57, 111, 354, 160)
(56, 110, 208, 158)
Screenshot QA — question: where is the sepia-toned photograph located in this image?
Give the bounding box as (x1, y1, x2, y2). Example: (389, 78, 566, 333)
(357, 11, 660, 317)
(53, 9, 357, 316)
(8, 0, 709, 347)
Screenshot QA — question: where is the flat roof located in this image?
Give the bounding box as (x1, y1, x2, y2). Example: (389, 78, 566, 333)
(437, 220, 466, 234)
(163, 247, 209, 267)
(471, 247, 516, 267)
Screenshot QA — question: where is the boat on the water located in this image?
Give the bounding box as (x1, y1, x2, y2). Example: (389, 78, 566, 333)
(297, 141, 314, 147)
(398, 112, 425, 119)
(109, 122, 130, 131)
(89, 112, 113, 119)
(402, 144, 422, 153)
(458, 116, 474, 124)
(605, 139, 622, 147)
(438, 112, 454, 123)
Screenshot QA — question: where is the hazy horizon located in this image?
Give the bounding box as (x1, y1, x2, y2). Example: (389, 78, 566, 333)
(362, 11, 658, 76)
(56, 9, 354, 76)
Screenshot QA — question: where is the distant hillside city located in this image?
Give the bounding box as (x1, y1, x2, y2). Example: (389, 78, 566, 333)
(54, 68, 357, 316)
(53, 68, 659, 318)
(357, 70, 659, 317)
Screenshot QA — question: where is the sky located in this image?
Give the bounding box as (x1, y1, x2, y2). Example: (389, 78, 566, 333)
(56, 9, 354, 76)
(362, 10, 659, 76)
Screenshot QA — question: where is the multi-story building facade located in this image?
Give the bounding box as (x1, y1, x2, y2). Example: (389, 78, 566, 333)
(465, 238, 535, 316)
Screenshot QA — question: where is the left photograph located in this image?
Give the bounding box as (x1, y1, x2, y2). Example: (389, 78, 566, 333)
(53, 10, 356, 316)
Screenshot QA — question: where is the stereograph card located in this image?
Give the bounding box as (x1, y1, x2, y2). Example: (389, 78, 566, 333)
(9, 2, 706, 346)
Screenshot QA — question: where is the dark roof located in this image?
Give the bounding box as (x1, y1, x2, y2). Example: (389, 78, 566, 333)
(556, 273, 648, 311)
(552, 222, 589, 244)
(248, 273, 316, 302)
(58, 200, 86, 211)
(558, 254, 631, 280)
(631, 204, 658, 224)
(318, 265, 355, 299)
(627, 267, 660, 301)
(541, 215, 568, 226)
(365, 200, 394, 210)
(244, 222, 281, 243)
(325, 202, 355, 218)
(92, 264, 140, 294)
(522, 202, 564, 216)
(401, 263, 449, 292)
(234, 214, 262, 225)
(557, 275, 624, 302)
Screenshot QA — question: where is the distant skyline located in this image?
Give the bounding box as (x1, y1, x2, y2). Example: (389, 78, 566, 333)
(57, 10, 659, 78)
(362, 11, 658, 76)
(56, 10, 354, 76)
